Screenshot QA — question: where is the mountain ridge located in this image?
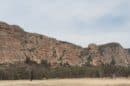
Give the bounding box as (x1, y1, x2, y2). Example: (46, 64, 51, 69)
(0, 21, 130, 67)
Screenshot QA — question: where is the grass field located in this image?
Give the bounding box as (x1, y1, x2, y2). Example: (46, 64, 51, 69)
(0, 78, 130, 86)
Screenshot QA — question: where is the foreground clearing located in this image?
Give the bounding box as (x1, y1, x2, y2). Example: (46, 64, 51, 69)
(0, 78, 130, 86)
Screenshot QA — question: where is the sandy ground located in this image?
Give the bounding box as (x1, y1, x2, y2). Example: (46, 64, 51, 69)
(0, 78, 130, 86)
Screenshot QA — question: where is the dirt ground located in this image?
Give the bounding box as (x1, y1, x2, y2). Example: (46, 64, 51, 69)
(0, 78, 130, 86)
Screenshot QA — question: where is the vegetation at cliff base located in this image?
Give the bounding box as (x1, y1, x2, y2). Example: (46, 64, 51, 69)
(0, 61, 130, 80)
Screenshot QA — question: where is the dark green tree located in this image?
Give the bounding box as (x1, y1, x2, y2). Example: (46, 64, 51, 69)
(84, 55, 92, 66)
(111, 57, 116, 65)
(41, 60, 50, 68)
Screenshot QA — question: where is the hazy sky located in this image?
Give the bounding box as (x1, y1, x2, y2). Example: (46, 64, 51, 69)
(0, 0, 129, 48)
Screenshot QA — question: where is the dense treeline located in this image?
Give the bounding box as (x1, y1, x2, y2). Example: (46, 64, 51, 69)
(0, 59, 130, 80)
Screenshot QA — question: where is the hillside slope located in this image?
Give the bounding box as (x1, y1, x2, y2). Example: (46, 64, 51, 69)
(0, 21, 130, 67)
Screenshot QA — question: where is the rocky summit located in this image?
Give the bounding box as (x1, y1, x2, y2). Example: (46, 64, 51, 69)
(0, 21, 130, 67)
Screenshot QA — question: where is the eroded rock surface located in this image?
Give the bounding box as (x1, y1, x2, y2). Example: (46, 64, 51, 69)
(0, 21, 130, 67)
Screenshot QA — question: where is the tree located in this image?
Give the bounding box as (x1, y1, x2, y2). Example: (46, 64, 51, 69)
(84, 55, 92, 66)
(111, 57, 116, 65)
(30, 69, 33, 81)
(25, 57, 37, 65)
(41, 60, 50, 68)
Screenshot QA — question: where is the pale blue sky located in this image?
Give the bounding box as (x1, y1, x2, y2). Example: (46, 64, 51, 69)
(0, 0, 129, 48)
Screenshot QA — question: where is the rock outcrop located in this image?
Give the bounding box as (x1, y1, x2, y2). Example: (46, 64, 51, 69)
(0, 21, 130, 67)
(0, 21, 82, 66)
(81, 43, 130, 66)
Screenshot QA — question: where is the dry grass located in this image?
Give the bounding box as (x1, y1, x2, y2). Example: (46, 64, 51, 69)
(0, 78, 130, 86)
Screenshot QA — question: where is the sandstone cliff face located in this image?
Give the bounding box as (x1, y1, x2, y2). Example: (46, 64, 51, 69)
(0, 22, 82, 66)
(0, 21, 130, 67)
(81, 43, 130, 66)
(98, 43, 129, 66)
(127, 49, 130, 55)
(0, 22, 26, 64)
(126, 49, 130, 64)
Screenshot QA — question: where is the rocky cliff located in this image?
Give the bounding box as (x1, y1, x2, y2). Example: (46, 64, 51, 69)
(0, 21, 130, 67)
(80, 43, 130, 66)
